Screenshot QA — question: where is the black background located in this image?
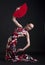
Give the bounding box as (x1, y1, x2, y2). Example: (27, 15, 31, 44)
(0, 0, 45, 54)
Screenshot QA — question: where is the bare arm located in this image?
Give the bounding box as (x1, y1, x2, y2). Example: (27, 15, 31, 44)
(17, 31, 30, 52)
(12, 17, 23, 28)
(22, 31, 30, 51)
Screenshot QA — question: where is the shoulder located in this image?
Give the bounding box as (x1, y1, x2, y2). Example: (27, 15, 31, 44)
(26, 31, 29, 35)
(22, 29, 29, 36)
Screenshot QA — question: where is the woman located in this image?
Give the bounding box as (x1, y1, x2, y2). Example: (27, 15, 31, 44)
(5, 3, 37, 62)
(5, 18, 37, 62)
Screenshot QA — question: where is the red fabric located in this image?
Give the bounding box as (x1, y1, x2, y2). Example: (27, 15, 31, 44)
(13, 32, 18, 36)
(13, 3, 28, 18)
(5, 55, 11, 60)
(12, 40, 17, 45)
(17, 27, 23, 32)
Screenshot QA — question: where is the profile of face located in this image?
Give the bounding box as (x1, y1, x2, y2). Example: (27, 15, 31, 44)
(25, 23, 34, 31)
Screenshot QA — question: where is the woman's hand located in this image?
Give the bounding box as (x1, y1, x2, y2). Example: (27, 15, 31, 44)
(17, 48, 24, 53)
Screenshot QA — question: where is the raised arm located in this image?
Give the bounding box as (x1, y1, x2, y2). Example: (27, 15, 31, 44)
(12, 17, 23, 28)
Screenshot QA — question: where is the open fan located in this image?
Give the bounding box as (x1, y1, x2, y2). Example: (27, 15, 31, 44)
(13, 3, 28, 18)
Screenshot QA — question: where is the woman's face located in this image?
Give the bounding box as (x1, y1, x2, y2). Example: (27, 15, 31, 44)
(25, 23, 34, 31)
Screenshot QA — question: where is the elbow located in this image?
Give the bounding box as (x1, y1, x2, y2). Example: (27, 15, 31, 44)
(28, 43, 30, 47)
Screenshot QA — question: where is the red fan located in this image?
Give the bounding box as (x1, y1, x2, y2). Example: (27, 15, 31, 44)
(13, 3, 28, 18)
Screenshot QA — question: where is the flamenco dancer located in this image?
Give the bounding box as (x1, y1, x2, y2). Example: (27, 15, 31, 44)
(5, 3, 38, 62)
